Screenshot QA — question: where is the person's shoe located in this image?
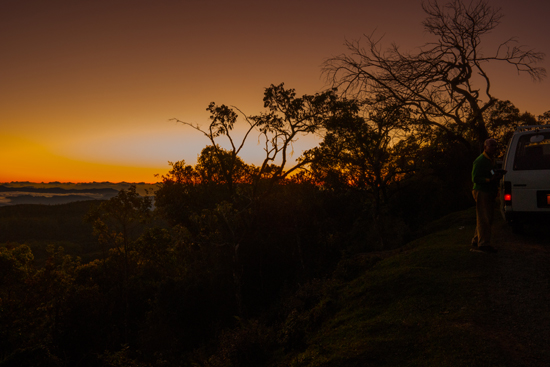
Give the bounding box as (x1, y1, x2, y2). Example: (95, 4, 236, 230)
(477, 245, 498, 254)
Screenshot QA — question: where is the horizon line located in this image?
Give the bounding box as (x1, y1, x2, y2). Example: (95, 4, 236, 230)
(1, 181, 161, 185)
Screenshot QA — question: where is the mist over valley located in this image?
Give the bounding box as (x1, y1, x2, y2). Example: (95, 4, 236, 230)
(0, 182, 157, 206)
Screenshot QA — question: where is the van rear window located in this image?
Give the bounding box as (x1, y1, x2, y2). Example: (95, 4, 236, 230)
(513, 133, 550, 170)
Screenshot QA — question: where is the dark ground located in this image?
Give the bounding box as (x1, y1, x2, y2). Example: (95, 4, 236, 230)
(476, 217, 550, 366)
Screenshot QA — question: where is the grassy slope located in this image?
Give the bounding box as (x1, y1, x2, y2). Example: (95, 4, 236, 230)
(280, 207, 514, 367)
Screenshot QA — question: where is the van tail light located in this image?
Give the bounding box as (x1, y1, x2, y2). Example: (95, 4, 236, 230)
(503, 181, 512, 206)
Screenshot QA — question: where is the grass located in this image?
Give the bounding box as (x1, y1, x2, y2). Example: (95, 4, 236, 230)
(278, 207, 513, 367)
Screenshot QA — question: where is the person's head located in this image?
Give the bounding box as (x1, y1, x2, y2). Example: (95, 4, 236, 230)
(484, 138, 498, 157)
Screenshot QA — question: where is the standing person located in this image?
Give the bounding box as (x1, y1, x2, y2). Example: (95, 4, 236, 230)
(471, 138, 503, 253)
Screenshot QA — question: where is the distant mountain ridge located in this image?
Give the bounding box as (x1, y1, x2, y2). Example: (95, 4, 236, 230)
(0, 182, 158, 195)
(0, 184, 125, 207)
(0, 182, 157, 206)
(0, 185, 119, 194)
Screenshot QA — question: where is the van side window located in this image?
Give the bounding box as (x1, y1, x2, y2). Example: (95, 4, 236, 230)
(513, 133, 550, 170)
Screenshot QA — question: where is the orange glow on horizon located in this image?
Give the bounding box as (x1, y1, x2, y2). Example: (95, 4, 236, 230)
(1, 1, 548, 184)
(1, 135, 167, 183)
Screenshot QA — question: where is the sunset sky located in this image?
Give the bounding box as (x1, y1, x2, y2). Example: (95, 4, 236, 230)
(1, 0, 549, 183)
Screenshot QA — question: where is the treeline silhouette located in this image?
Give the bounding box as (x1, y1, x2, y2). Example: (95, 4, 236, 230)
(1, 92, 548, 366)
(0, 116, 530, 366)
(0, 157, 461, 366)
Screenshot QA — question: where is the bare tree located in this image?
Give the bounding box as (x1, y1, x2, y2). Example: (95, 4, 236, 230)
(323, 0, 546, 150)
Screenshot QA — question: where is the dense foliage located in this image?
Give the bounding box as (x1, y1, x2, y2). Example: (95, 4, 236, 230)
(1, 117, 541, 366)
(2, 96, 548, 367)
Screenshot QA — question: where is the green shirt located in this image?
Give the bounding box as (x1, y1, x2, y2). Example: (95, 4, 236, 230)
(472, 152, 498, 193)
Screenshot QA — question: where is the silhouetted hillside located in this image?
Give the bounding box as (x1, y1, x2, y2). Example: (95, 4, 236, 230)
(0, 200, 100, 262)
(0, 185, 119, 195)
(207, 208, 550, 367)
(0, 185, 118, 206)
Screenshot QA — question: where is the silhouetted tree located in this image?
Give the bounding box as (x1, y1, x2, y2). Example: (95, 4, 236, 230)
(304, 98, 421, 248)
(172, 83, 343, 198)
(248, 83, 341, 189)
(87, 185, 151, 261)
(86, 186, 151, 343)
(537, 110, 550, 124)
(323, 0, 546, 150)
(483, 99, 537, 149)
(196, 145, 252, 188)
(307, 98, 414, 214)
(0, 244, 35, 360)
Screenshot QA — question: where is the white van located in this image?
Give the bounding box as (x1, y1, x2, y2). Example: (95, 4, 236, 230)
(500, 125, 550, 226)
